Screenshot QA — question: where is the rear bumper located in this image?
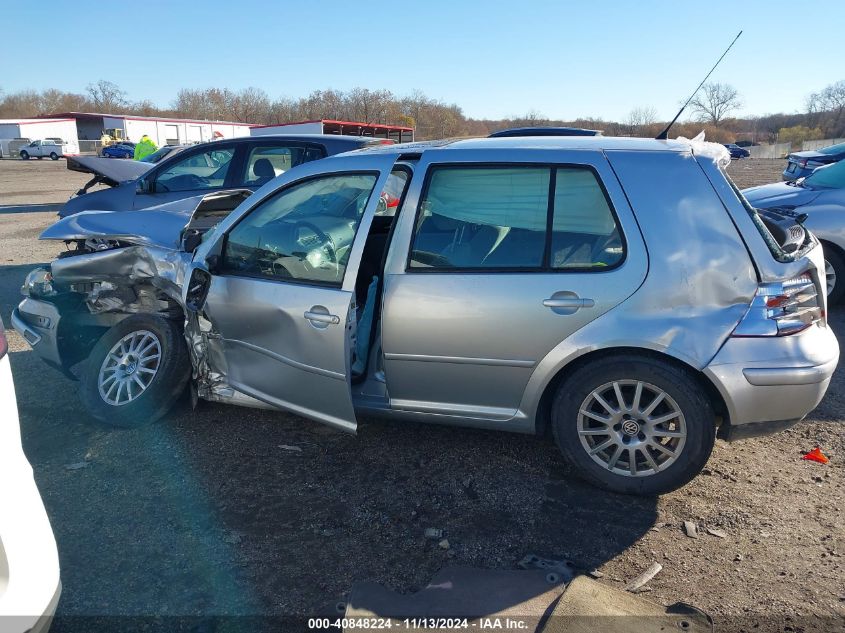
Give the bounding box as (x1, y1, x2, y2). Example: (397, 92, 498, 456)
(782, 164, 813, 180)
(0, 358, 61, 632)
(704, 323, 839, 440)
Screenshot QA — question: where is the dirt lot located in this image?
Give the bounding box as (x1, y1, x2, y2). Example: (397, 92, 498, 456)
(1, 158, 843, 632)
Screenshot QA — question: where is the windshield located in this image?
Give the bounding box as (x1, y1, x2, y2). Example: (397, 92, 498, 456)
(818, 142, 845, 155)
(804, 159, 845, 189)
(141, 146, 179, 163)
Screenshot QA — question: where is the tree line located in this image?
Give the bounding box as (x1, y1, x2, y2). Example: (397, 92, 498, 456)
(1, 79, 843, 144)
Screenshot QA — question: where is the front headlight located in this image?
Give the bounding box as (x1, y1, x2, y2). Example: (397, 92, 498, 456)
(21, 267, 55, 298)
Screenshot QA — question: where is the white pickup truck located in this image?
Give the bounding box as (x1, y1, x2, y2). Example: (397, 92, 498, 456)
(19, 138, 79, 160)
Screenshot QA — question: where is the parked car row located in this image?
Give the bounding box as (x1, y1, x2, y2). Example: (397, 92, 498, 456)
(783, 141, 845, 180)
(11, 133, 838, 499)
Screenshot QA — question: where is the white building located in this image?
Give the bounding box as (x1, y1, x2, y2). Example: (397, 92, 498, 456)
(0, 118, 79, 158)
(44, 112, 254, 146)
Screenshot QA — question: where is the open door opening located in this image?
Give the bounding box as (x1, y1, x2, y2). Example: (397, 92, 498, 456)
(350, 167, 413, 384)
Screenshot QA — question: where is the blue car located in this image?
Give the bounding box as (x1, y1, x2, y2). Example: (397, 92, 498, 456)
(782, 141, 845, 181)
(101, 142, 136, 159)
(723, 143, 750, 159)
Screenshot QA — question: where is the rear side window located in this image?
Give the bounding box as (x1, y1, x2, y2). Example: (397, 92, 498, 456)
(241, 144, 327, 187)
(409, 165, 624, 271)
(552, 168, 623, 269)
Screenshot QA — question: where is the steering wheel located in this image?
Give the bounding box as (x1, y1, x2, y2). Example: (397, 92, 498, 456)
(156, 174, 210, 192)
(292, 220, 338, 265)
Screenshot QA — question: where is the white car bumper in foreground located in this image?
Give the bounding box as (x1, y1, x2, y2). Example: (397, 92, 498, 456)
(0, 354, 61, 633)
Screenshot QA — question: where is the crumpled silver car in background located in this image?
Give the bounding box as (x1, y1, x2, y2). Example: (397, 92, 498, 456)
(744, 159, 845, 304)
(14, 136, 839, 495)
(0, 318, 61, 632)
(58, 134, 389, 218)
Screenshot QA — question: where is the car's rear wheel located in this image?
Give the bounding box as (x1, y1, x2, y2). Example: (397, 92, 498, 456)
(19, 150, 29, 160)
(552, 355, 715, 496)
(79, 314, 190, 428)
(49, 152, 59, 160)
(823, 245, 845, 305)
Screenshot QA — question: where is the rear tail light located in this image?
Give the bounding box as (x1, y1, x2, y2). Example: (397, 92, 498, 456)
(798, 159, 808, 168)
(0, 321, 8, 359)
(732, 273, 823, 337)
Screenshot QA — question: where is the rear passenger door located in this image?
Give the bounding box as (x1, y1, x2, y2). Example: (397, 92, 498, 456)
(381, 149, 648, 422)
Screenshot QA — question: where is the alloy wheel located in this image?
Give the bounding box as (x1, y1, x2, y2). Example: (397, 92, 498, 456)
(577, 379, 687, 477)
(97, 330, 162, 406)
(825, 259, 836, 297)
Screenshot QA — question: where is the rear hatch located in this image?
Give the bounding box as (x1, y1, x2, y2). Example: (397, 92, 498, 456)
(715, 169, 827, 335)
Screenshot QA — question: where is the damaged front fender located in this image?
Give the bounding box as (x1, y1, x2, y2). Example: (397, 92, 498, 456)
(50, 246, 191, 309)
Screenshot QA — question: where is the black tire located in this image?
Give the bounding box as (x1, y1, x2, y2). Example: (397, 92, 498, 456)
(49, 152, 59, 160)
(79, 314, 190, 428)
(19, 150, 29, 160)
(822, 244, 845, 306)
(552, 355, 716, 496)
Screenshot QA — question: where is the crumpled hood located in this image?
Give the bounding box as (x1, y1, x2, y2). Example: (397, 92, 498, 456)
(40, 208, 191, 250)
(742, 182, 822, 209)
(66, 155, 153, 186)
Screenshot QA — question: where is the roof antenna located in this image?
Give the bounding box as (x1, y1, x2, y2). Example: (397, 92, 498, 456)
(656, 30, 743, 140)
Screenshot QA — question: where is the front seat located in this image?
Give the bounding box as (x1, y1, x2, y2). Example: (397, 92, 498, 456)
(251, 158, 276, 185)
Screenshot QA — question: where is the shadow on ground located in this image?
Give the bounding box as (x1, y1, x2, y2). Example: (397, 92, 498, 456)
(8, 341, 658, 625)
(1, 263, 47, 320)
(0, 203, 61, 214)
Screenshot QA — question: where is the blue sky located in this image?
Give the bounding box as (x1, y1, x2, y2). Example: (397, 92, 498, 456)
(3, 0, 843, 121)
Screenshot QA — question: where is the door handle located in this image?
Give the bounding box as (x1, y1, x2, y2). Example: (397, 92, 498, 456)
(304, 310, 340, 325)
(543, 297, 595, 309)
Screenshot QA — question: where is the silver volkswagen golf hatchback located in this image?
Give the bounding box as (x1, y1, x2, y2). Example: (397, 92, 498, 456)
(14, 136, 839, 495)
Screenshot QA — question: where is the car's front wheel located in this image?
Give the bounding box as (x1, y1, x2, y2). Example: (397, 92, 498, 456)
(552, 355, 715, 496)
(79, 314, 190, 427)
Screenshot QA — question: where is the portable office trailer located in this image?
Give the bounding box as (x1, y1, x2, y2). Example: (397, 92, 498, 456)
(108, 116, 253, 146)
(0, 119, 79, 157)
(251, 119, 414, 143)
(42, 112, 253, 147)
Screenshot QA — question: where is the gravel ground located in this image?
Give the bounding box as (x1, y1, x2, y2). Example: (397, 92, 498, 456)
(1, 158, 843, 632)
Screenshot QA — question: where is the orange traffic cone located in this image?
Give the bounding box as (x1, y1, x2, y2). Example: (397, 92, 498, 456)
(802, 447, 829, 464)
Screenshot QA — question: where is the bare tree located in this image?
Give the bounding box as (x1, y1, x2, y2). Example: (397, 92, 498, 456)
(807, 80, 845, 137)
(689, 83, 741, 125)
(228, 87, 271, 123)
(625, 106, 658, 134)
(86, 80, 128, 112)
(510, 110, 548, 126)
